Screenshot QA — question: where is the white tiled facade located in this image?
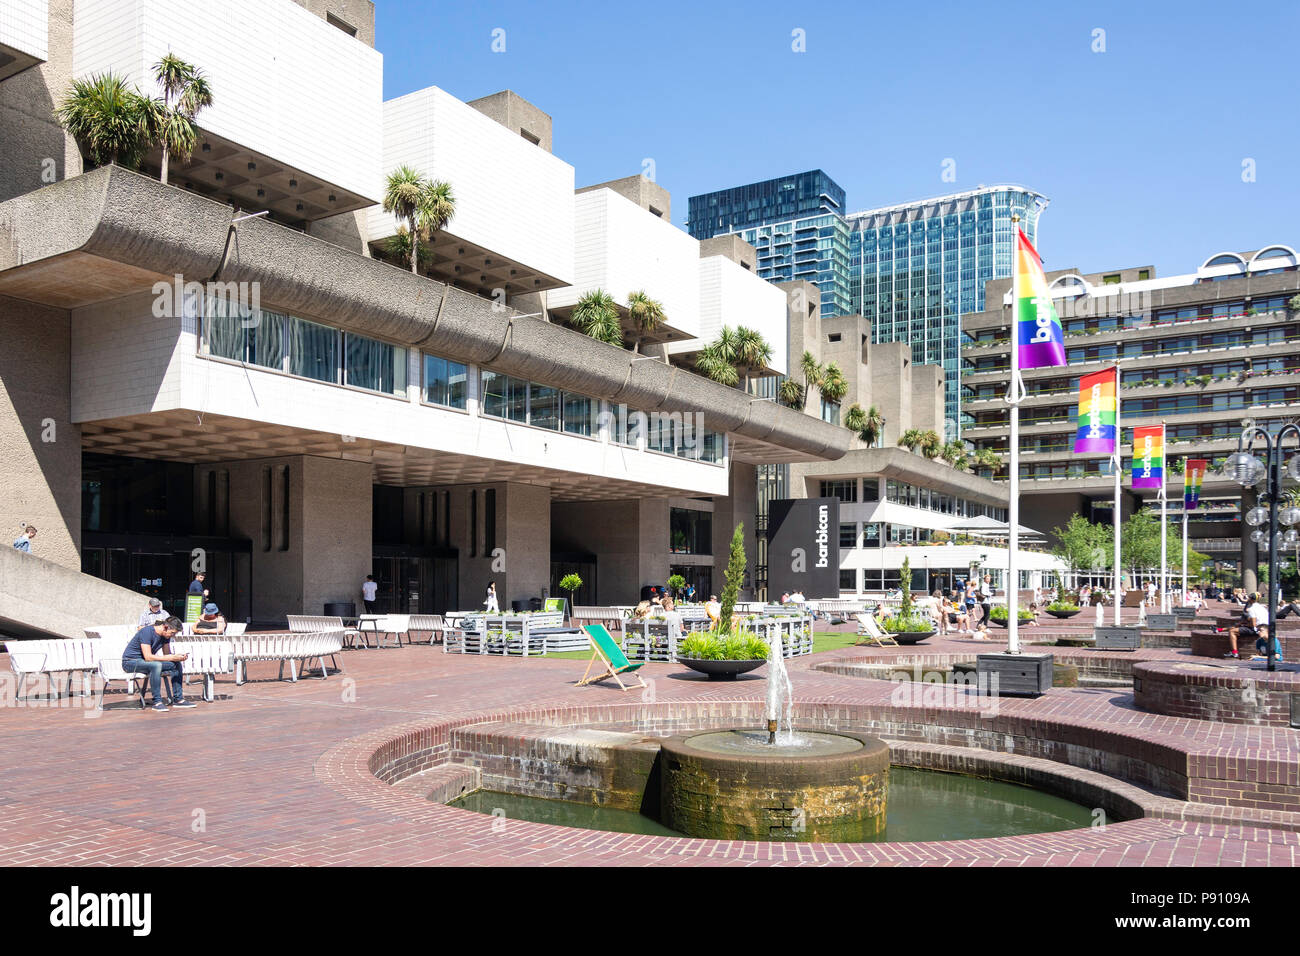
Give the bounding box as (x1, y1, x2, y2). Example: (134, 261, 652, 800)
(547, 188, 702, 339)
(71, 0, 382, 201)
(68, 292, 730, 497)
(0, 0, 47, 60)
(668, 255, 788, 375)
(366, 87, 575, 285)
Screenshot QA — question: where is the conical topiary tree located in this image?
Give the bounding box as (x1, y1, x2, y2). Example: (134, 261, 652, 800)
(717, 523, 747, 635)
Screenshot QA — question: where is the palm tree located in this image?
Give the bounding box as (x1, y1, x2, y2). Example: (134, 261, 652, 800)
(919, 430, 943, 459)
(860, 405, 885, 447)
(898, 428, 924, 453)
(151, 53, 212, 186)
(800, 350, 824, 402)
(418, 179, 456, 242)
(695, 343, 739, 386)
(626, 290, 666, 354)
(974, 447, 1003, 475)
(571, 289, 623, 346)
(844, 404, 867, 432)
(941, 440, 968, 469)
(55, 72, 153, 170)
(819, 362, 848, 403)
(383, 165, 429, 274)
(777, 378, 804, 408)
(384, 226, 434, 271)
(734, 326, 773, 392)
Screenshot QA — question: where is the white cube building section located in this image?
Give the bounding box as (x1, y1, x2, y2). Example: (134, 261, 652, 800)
(548, 188, 701, 340)
(71, 0, 382, 202)
(366, 86, 575, 286)
(668, 256, 788, 376)
(0, 0, 47, 62)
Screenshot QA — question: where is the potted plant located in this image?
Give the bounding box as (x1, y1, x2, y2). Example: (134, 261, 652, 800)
(988, 606, 1035, 627)
(666, 573, 686, 602)
(676, 631, 771, 680)
(874, 557, 937, 643)
(1046, 600, 1082, 619)
(558, 573, 582, 621)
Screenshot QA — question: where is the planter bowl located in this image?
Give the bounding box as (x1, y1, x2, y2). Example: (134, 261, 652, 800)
(890, 628, 936, 644)
(1047, 608, 1082, 619)
(676, 658, 767, 681)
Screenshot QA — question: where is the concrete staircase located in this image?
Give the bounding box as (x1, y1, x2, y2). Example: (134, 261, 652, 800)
(0, 547, 147, 640)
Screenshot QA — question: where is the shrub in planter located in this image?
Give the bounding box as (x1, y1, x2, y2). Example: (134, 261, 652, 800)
(679, 631, 769, 661)
(1047, 600, 1081, 613)
(988, 606, 1034, 626)
(879, 613, 936, 634)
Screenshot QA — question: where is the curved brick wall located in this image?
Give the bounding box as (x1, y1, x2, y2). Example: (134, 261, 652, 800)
(1134, 660, 1298, 727)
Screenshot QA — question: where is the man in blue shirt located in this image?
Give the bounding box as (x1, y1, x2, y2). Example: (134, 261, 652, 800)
(12, 525, 35, 552)
(122, 617, 194, 711)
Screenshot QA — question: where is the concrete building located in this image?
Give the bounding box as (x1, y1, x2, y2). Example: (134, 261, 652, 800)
(961, 246, 1300, 590)
(0, 0, 851, 632)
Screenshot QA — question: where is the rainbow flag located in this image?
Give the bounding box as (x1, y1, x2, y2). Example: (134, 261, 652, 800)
(1184, 459, 1207, 510)
(1131, 425, 1165, 489)
(1014, 228, 1067, 369)
(1074, 367, 1118, 454)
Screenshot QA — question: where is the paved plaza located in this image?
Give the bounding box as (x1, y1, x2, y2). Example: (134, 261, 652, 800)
(1, 611, 1296, 867)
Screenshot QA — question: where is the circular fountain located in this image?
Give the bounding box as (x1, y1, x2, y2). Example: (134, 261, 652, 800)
(659, 630, 890, 841)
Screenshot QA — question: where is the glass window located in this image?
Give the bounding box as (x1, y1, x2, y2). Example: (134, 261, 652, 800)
(345, 333, 406, 396)
(862, 478, 880, 502)
(481, 370, 527, 422)
(289, 316, 338, 384)
(839, 569, 857, 592)
(863, 523, 880, 544)
(206, 299, 284, 372)
(563, 394, 593, 437)
(423, 354, 467, 409)
(670, 508, 712, 555)
(839, 523, 857, 548)
(528, 383, 560, 430)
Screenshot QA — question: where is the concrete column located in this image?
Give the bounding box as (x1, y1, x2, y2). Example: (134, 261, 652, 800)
(1241, 486, 1258, 593)
(712, 462, 758, 599)
(0, 295, 81, 569)
(503, 482, 551, 607)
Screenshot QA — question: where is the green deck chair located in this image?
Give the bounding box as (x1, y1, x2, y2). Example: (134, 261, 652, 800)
(577, 624, 647, 692)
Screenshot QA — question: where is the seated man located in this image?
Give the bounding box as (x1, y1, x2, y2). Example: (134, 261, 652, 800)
(704, 594, 722, 628)
(193, 603, 227, 635)
(1226, 593, 1279, 661)
(137, 597, 167, 629)
(122, 616, 194, 711)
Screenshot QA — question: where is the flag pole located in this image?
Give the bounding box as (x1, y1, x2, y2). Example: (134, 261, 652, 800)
(1113, 367, 1122, 625)
(1006, 215, 1024, 655)
(1182, 507, 1189, 604)
(1159, 422, 1168, 613)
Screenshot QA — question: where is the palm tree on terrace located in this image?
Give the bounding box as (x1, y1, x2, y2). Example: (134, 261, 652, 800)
(941, 440, 969, 469)
(800, 351, 824, 399)
(383, 165, 428, 274)
(572, 289, 623, 346)
(819, 362, 848, 404)
(55, 72, 153, 170)
(859, 404, 885, 447)
(919, 430, 943, 459)
(734, 326, 773, 393)
(696, 340, 739, 386)
(626, 290, 666, 354)
(777, 378, 804, 408)
(973, 447, 1003, 475)
(150, 53, 213, 186)
(844, 404, 867, 432)
(419, 178, 456, 245)
(898, 428, 925, 453)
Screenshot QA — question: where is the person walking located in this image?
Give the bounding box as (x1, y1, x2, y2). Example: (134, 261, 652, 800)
(484, 581, 499, 614)
(362, 574, 378, 614)
(188, 572, 209, 599)
(11, 525, 35, 553)
(979, 575, 993, 627)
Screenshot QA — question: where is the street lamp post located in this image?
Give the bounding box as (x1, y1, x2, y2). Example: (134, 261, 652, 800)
(1223, 424, 1300, 672)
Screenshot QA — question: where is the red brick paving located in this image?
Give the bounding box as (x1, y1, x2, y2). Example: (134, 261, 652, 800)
(0, 626, 1296, 866)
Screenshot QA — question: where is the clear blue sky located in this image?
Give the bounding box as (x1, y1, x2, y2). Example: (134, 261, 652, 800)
(376, 0, 1298, 277)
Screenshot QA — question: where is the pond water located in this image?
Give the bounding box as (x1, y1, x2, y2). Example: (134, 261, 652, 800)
(448, 766, 1098, 842)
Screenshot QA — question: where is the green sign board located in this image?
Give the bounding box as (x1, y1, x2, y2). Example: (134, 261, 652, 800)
(185, 594, 203, 623)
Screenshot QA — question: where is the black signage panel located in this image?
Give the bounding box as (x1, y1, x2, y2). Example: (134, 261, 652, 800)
(766, 497, 840, 598)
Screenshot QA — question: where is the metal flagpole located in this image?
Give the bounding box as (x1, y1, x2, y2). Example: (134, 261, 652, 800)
(1006, 215, 1025, 654)
(1160, 423, 1168, 613)
(1113, 367, 1122, 625)
(1182, 508, 1189, 603)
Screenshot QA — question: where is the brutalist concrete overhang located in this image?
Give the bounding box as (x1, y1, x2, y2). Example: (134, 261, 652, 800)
(0, 167, 851, 463)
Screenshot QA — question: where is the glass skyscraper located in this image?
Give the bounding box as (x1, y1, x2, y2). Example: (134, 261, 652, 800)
(848, 186, 1047, 431)
(688, 171, 852, 318)
(689, 174, 1047, 434)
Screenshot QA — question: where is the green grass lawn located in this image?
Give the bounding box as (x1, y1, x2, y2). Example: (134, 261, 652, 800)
(544, 627, 861, 661)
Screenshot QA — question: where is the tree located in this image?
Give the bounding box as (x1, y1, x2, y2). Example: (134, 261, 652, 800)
(919, 430, 942, 459)
(973, 447, 1003, 475)
(383, 165, 430, 274)
(819, 362, 848, 403)
(695, 343, 739, 386)
(1121, 510, 1162, 574)
(572, 289, 623, 346)
(383, 226, 434, 271)
(733, 326, 773, 392)
(800, 351, 824, 400)
(559, 572, 583, 612)
(1051, 515, 1111, 580)
(626, 290, 666, 354)
(844, 404, 867, 433)
(899, 556, 914, 616)
(666, 573, 686, 601)
(717, 523, 747, 635)
(56, 72, 153, 170)
(150, 53, 212, 186)
(898, 428, 924, 453)
(418, 179, 456, 243)
(777, 378, 804, 408)
(859, 405, 884, 447)
(941, 441, 968, 469)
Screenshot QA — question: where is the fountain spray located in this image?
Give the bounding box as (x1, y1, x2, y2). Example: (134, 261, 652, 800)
(765, 629, 794, 744)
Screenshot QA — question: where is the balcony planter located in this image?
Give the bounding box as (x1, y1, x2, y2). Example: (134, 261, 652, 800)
(676, 658, 766, 681)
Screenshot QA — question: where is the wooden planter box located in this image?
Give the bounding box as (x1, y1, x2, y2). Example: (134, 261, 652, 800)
(1094, 625, 1143, 650)
(1145, 614, 1177, 631)
(976, 653, 1054, 697)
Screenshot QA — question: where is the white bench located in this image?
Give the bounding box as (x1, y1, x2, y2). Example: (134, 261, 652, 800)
(4, 639, 100, 699)
(407, 614, 445, 645)
(375, 614, 411, 649)
(288, 615, 362, 649)
(230, 632, 344, 684)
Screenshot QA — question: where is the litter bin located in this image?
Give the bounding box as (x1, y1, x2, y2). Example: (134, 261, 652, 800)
(528, 597, 543, 611)
(510, 600, 522, 613)
(325, 601, 355, 618)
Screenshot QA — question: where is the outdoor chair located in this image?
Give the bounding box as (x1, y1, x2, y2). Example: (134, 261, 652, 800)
(377, 614, 411, 649)
(407, 614, 445, 645)
(856, 613, 900, 648)
(577, 625, 647, 692)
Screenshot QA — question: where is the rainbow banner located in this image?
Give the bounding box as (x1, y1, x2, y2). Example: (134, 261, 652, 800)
(1014, 228, 1067, 369)
(1131, 425, 1165, 489)
(1184, 458, 1207, 510)
(1074, 367, 1118, 454)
